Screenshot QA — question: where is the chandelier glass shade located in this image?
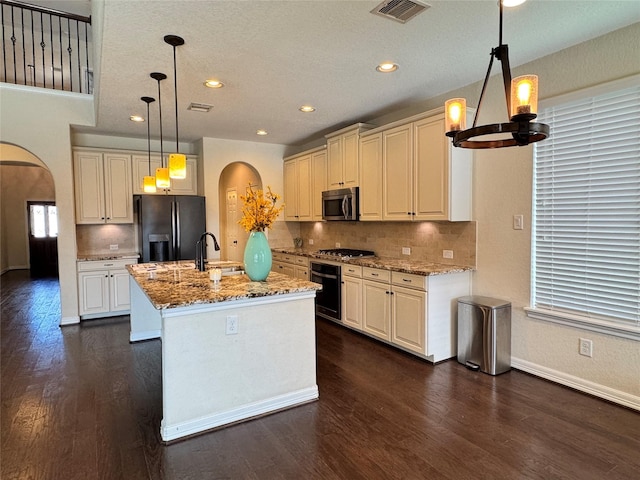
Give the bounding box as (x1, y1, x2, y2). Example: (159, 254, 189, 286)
(165, 34, 187, 180)
(444, 1, 549, 149)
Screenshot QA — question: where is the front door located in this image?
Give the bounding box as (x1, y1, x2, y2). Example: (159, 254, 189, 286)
(27, 201, 58, 277)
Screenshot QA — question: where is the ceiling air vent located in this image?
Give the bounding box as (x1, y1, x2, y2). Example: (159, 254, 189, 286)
(188, 102, 213, 113)
(371, 0, 430, 24)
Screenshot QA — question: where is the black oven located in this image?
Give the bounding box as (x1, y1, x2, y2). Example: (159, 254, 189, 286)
(310, 261, 341, 322)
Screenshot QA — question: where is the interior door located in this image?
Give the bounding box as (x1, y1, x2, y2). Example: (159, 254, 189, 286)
(27, 201, 58, 277)
(226, 188, 241, 262)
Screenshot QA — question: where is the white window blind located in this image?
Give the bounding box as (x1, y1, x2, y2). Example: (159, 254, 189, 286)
(532, 83, 640, 331)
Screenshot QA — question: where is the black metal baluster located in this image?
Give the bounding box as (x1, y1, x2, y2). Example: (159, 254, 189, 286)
(40, 11, 45, 88)
(30, 10, 35, 86)
(66, 17, 72, 92)
(10, 5, 16, 83)
(49, 12, 54, 89)
(84, 22, 89, 93)
(20, 6, 25, 84)
(1, 4, 7, 82)
(58, 16, 62, 90)
(76, 20, 80, 92)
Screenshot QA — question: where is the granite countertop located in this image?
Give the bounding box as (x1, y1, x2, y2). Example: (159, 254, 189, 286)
(127, 260, 322, 309)
(271, 247, 473, 276)
(78, 253, 140, 261)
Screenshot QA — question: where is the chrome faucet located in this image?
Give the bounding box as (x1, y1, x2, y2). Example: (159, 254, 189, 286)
(195, 232, 221, 271)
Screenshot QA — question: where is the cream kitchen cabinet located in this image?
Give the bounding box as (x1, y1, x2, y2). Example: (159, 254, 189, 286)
(359, 133, 383, 221)
(310, 148, 327, 220)
(271, 252, 309, 280)
(77, 258, 137, 319)
(362, 267, 392, 341)
(73, 149, 133, 224)
(283, 154, 312, 221)
(132, 154, 198, 195)
(341, 264, 363, 329)
(326, 124, 374, 189)
(359, 265, 471, 362)
(358, 109, 472, 222)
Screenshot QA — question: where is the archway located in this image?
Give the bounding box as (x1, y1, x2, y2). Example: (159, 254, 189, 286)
(218, 162, 262, 262)
(0, 143, 57, 277)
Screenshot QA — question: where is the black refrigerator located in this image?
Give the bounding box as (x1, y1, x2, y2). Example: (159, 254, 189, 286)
(135, 195, 206, 263)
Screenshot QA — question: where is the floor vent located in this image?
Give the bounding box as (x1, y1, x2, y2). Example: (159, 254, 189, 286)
(371, 0, 430, 24)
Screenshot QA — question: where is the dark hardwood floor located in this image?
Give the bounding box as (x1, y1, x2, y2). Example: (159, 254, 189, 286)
(1, 270, 639, 480)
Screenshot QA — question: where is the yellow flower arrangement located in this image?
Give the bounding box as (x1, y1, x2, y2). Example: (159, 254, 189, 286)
(238, 184, 285, 232)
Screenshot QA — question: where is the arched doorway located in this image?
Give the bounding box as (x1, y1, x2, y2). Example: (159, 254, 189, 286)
(0, 143, 58, 277)
(218, 162, 262, 262)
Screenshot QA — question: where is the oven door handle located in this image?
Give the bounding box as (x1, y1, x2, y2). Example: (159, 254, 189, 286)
(312, 271, 339, 280)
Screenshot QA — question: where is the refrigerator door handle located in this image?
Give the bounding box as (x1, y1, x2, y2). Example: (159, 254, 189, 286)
(172, 201, 179, 257)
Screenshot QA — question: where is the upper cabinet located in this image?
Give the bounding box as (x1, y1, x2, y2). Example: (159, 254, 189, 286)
(326, 123, 374, 189)
(283, 146, 327, 222)
(132, 154, 198, 196)
(73, 149, 133, 224)
(359, 109, 472, 222)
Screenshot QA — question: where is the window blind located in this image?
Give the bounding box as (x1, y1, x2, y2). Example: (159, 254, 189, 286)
(532, 84, 640, 328)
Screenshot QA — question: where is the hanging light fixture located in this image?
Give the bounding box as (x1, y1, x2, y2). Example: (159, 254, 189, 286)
(444, 0, 549, 149)
(165, 34, 187, 180)
(150, 72, 171, 189)
(141, 96, 157, 193)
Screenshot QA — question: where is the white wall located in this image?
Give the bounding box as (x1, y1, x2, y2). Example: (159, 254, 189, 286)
(199, 138, 288, 258)
(0, 84, 94, 324)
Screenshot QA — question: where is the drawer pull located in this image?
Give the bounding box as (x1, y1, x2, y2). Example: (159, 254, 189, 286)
(402, 278, 412, 283)
(371, 273, 379, 277)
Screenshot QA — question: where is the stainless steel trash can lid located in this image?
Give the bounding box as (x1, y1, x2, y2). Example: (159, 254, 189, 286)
(457, 295, 511, 308)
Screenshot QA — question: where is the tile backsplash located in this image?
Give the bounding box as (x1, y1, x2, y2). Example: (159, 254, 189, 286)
(76, 224, 137, 255)
(297, 221, 476, 267)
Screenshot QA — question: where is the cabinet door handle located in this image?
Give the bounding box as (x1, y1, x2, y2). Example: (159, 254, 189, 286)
(403, 278, 412, 283)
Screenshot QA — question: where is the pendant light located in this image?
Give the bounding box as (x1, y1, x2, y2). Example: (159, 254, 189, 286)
(444, 0, 549, 149)
(165, 34, 187, 180)
(141, 96, 157, 193)
(150, 72, 171, 189)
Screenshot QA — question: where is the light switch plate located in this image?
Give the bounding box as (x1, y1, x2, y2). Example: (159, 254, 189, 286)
(443, 250, 454, 259)
(513, 215, 524, 230)
(402, 247, 411, 255)
(109, 244, 119, 250)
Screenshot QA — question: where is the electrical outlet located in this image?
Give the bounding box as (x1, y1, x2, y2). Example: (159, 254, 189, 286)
(335, 242, 341, 248)
(513, 214, 524, 230)
(109, 244, 119, 251)
(402, 247, 411, 255)
(579, 338, 593, 357)
(308, 239, 314, 245)
(443, 250, 454, 259)
(226, 315, 238, 335)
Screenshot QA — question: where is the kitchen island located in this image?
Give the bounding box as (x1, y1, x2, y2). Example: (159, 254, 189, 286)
(127, 261, 322, 442)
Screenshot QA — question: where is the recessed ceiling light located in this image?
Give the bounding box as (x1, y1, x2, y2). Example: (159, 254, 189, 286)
(299, 105, 316, 113)
(502, 0, 526, 6)
(204, 79, 224, 88)
(376, 62, 399, 73)
(130, 115, 144, 122)
(256, 129, 268, 136)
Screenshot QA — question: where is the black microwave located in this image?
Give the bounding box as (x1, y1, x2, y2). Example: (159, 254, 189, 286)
(322, 187, 359, 221)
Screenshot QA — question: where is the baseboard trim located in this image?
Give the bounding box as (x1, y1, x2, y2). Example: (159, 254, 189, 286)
(60, 316, 80, 326)
(511, 357, 640, 412)
(160, 386, 319, 442)
(129, 329, 161, 342)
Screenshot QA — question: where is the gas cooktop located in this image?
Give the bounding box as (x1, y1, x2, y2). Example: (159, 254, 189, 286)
(317, 248, 376, 259)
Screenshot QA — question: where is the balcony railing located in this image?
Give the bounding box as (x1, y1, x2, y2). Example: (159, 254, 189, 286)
(1, 0, 92, 94)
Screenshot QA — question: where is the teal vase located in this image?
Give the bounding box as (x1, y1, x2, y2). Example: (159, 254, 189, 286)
(243, 231, 272, 281)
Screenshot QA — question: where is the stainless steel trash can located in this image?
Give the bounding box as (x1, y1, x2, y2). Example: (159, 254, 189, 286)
(457, 296, 511, 375)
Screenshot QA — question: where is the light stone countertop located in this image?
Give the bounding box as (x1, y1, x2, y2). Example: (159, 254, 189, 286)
(271, 247, 473, 276)
(127, 260, 322, 309)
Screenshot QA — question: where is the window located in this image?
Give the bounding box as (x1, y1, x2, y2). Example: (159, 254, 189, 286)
(529, 77, 640, 340)
(29, 203, 58, 238)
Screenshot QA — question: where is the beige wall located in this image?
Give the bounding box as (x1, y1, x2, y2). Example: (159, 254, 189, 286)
(375, 23, 640, 404)
(0, 165, 56, 272)
(0, 84, 94, 324)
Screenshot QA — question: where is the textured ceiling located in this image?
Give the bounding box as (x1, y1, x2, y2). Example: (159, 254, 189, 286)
(33, 0, 640, 147)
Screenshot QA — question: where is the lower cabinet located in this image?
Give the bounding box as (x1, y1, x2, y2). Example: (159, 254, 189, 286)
(357, 266, 470, 362)
(341, 265, 363, 329)
(77, 259, 137, 319)
(271, 252, 309, 280)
